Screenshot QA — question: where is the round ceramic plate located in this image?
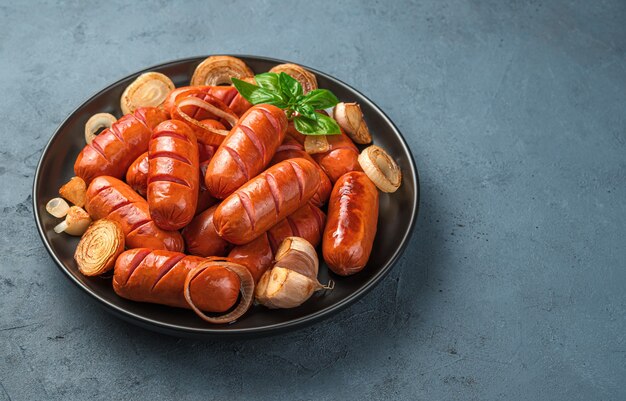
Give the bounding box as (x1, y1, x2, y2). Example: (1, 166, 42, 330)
(33, 55, 419, 338)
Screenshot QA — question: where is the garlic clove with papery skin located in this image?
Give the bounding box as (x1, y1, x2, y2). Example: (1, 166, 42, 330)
(333, 102, 372, 144)
(255, 237, 333, 309)
(53, 206, 91, 236)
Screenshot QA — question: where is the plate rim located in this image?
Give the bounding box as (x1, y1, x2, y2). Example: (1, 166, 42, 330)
(32, 54, 420, 337)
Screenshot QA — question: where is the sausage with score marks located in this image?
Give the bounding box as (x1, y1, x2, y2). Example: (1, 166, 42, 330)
(213, 158, 321, 245)
(147, 120, 199, 231)
(75, 107, 168, 184)
(85, 176, 183, 251)
(182, 204, 232, 258)
(205, 104, 288, 199)
(113, 249, 240, 313)
(271, 136, 332, 207)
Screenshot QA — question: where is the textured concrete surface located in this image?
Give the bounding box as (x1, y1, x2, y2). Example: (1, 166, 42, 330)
(1, 0, 625, 400)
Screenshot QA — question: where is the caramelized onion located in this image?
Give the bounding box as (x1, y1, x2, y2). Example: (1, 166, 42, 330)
(184, 260, 254, 324)
(84, 113, 116, 145)
(304, 135, 330, 154)
(269, 63, 318, 93)
(75, 219, 124, 276)
(190, 56, 254, 86)
(120, 72, 175, 115)
(358, 145, 402, 193)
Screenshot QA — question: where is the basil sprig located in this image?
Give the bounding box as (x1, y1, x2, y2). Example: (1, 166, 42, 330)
(232, 72, 341, 135)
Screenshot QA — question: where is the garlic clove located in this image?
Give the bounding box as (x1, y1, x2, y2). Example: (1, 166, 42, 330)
(59, 176, 87, 207)
(256, 266, 322, 309)
(46, 197, 70, 218)
(54, 206, 91, 236)
(269, 64, 318, 94)
(190, 56, 254, 87)
(120, 72, 175, 115)
(333, 102, 372, 144)
(84, 113, 116, 145)
(255, 236, 332, 309)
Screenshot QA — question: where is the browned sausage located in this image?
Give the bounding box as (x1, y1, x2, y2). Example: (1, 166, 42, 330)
(322, 171, 379, 275)
(85, 176, 183, 251)
(271, 136, 332, 207)
(213, 158, 321, 245)
(182, 204, 232, 257)
(147, 120, 199, 231)
(113, 249, 240, 313)
(124, 153, 217, 215)
(126, 151, 149, 197)
(312, 130, 362, 183)
(205, 104, 288, 199)
(75, 107, 168, 184)
(229, 203, 326, 282)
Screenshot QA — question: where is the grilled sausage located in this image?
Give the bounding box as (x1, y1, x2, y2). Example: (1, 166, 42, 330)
(147, 120, 199, 231)
(271, 136, 332, 207)
(124, 153, 216, 215)
(126, 151, 149, 197)
(182, 204, 232, 257)
(312, 130, 362, 183)
(113, 249, 240, 313)
(75, 107, 168, 184)
(322, 171, 379, 275)
(85, 176, 183, 251)
(205, 104, 288, 199)
(229, 203, 326, 282)
(213, 158, 320, 245)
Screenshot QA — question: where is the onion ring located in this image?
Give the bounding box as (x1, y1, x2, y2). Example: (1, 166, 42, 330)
(74, 219, 124, 276)
(84, 113, 116, 145)
(120, 72, 175, 115)
(269, 63, 318, 93)
(358, 145, 402, 193)
(190, 56, 254, 86)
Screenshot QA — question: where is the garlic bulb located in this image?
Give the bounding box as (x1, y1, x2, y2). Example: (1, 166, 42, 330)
(333, 102, 372, 144)
(256, 237, 333, 309)
(120, 72, 175, 115)
(269, 64, 318, 94)
(59, 176, 87, 207)
(190, 56, 254, 86)
(84, 113, 116, 145)
(75, 219, 124, 276)
(53, 206, 91, 236)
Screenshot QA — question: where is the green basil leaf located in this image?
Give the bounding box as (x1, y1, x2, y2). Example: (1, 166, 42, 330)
(254, 72, 281, 92)
(293, 112, 341, 135)
(231, 78, 261, 102)
(248, 88, 288, 108)
(300, 89, 339, 110)
(293, 115, 319, 135)
(279, 72, 303, 99)
(294, 103, 316, 119)
(314, 112, 341, 134)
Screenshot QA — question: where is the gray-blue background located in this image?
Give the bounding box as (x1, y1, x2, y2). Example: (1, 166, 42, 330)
(1, 1, 624, 400)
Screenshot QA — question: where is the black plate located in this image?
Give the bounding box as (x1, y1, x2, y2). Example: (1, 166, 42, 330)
(33, 55, 419, 338)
